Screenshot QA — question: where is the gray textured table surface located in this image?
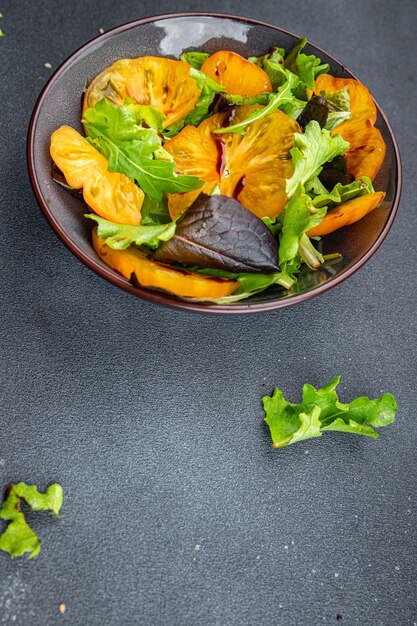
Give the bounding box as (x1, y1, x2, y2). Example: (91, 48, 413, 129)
(0, 1, 415, 624)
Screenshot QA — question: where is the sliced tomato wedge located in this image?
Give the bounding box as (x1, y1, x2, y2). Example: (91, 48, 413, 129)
(50, 126, 143, 225)
(201, 51, 272, 96)
(83, 57, 201, 129)
(307, 191, 386, 237)
(313, 74, 386, 180)
(314, 75, 377, 124)
(92, 229, 237, 299)
(337, 119, 386, 180)
(165, 106, 299, 220)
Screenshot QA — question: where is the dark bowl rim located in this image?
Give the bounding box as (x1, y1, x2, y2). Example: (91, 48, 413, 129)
(27, 11, 402, 315)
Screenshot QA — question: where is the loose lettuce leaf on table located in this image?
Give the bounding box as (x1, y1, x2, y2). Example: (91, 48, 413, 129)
(85, 214, 176, 250)
(0, 483, 63, 559)
(263, 377, 397, 448)
(83, 99, 204, 200)
(285, 121, 350, 198)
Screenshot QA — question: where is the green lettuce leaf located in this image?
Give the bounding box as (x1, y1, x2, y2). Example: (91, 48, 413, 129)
(285, 121, 350, 198)
(262, 216, 282, 238)
(85, 214, 176, 250)
(124, 100, 166, 131)
(0, 483, 63, 559)
(189, 67, 225, 95)
(194, 268, 293, 303)
(182, 94, 217, 127)
(140, 195, 171, 225)
(278, 187, 326, 273)
(213, 80, 296, 135)
(249, 46, 286, 67)
(321, 87, 350, 112)
(319, 88, 352, 131)
(263, 377, 398, 448)
(305, 176, 374, 208)
(284, 37, 330, 91)
(251, 49, 307, 112)
(181, 92, 274, 132)
(180, 51, 210, 70)
(83, 99, 204, 201)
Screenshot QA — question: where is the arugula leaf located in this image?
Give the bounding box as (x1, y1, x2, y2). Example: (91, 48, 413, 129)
(305, 176, 374, 208)
(213, 80, 296, 135)
(284, 37, 330, 91)
(213, 93, 271, 108)
(180, 51, 210, 70)
(85, 214, 176, 250)
(279, 186, 326, 273)
(83, 99, 204, 201)
(189, 67, 225, 95)
(263, 377, 398, 448)
(0, 483, 63, 559)
(285, 121, 350, 198)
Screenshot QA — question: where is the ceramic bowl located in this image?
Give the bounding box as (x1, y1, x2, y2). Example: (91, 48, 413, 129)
(28, 13, 401, 314)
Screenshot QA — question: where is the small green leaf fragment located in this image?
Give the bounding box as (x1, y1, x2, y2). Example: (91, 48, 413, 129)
(0, 483, 64, 559)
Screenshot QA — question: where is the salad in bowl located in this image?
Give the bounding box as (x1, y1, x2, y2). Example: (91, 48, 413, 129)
(49, 35, 387, 304)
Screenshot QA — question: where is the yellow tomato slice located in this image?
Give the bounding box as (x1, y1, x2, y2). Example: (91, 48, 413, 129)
(339, 119, 386, 180)
(50, 126, 143, 225)
(165, 106, 299, 220)
(201, 51, 272, 96)
(313, 74, 386, 181)
(314, 74, 377, 124)
(92, 229, 237, 299)
(307, 191, 386, 237)
(84, 57, 201, 128)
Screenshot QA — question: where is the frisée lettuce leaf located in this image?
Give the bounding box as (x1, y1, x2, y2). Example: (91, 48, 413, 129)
(0, 483, 63, 559)
(263, 377, 397, 448)
(286, 121, 350, 198)
(85, 214, 176, 250)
